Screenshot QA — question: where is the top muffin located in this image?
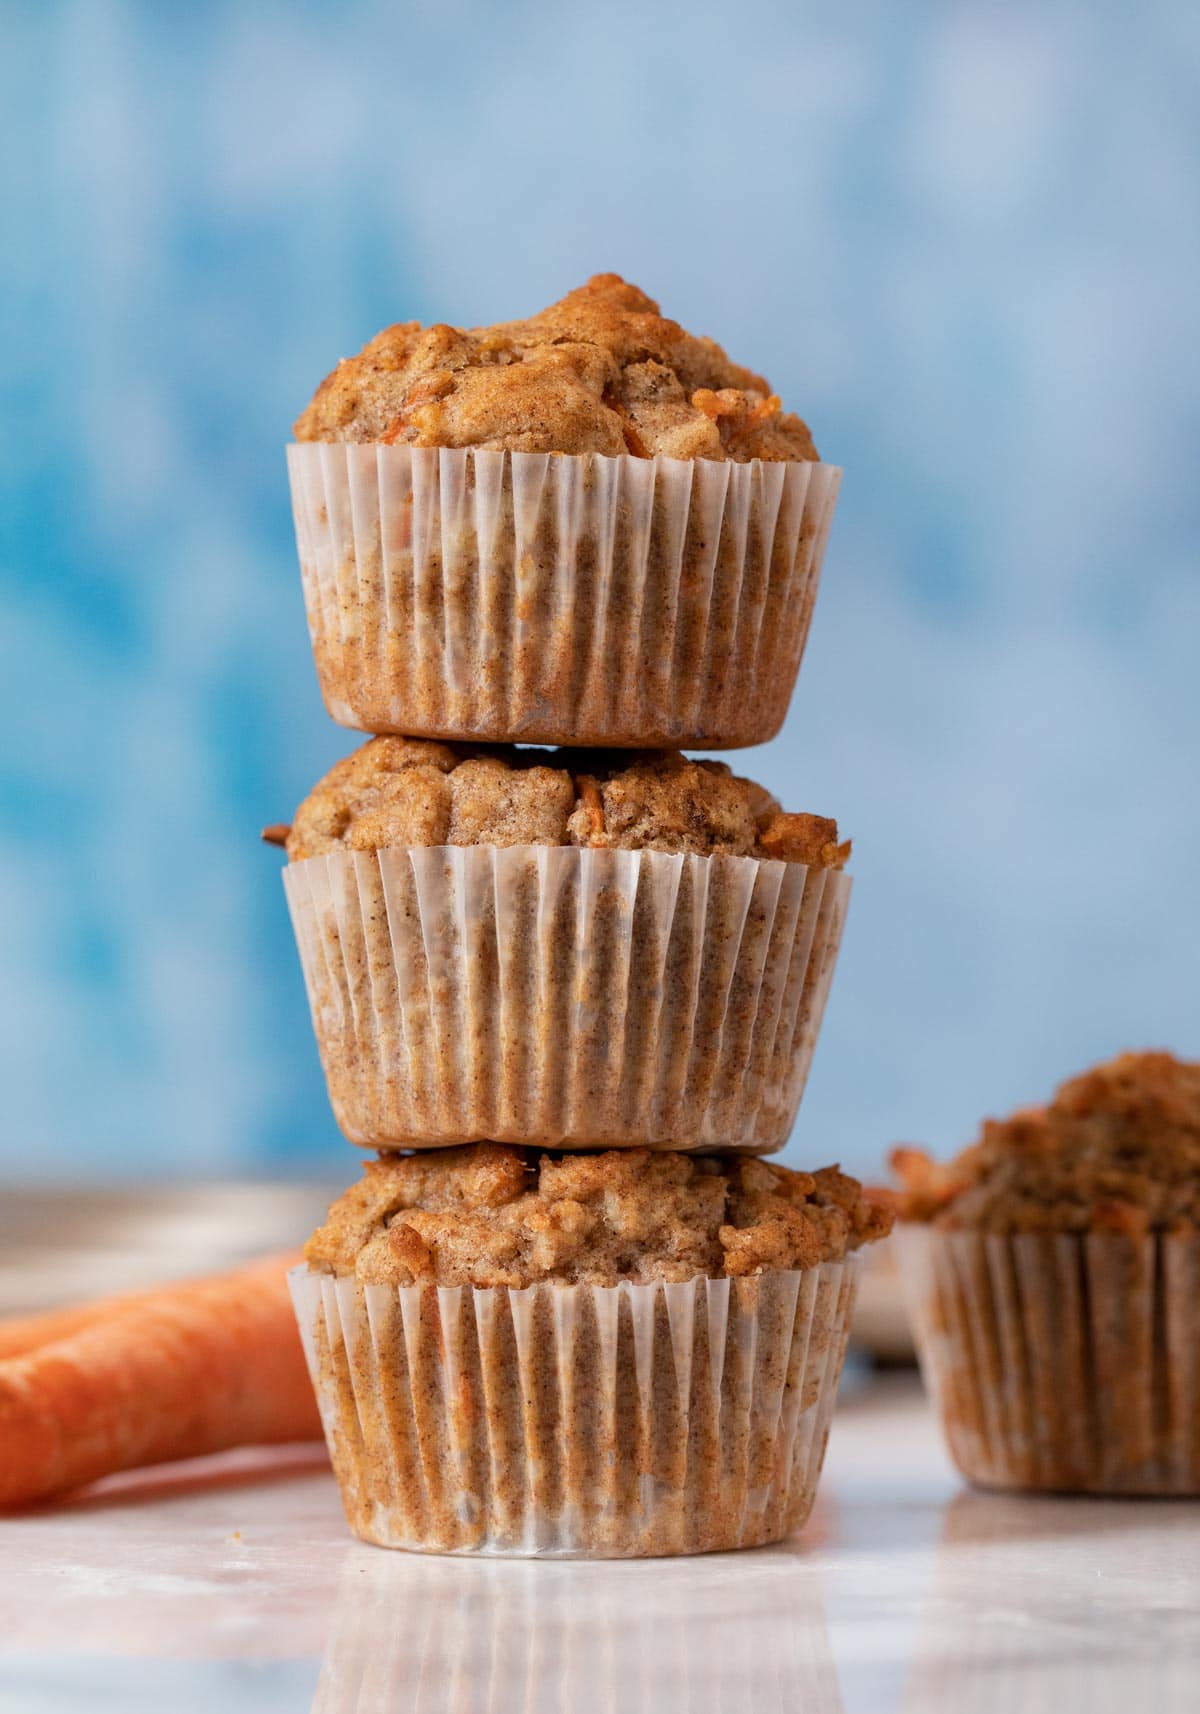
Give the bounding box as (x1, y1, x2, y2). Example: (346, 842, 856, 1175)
(892, 1050, 1200, 1235)
(294, 273, 818, 463)
(279, 737, 850, 869)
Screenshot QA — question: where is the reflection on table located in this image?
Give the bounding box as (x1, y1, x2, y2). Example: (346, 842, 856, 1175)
(312, 1541, 845, 1714)
(897, 1487, 1200, 1714)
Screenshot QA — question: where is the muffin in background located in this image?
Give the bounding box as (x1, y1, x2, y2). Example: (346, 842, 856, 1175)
(893, 1050, 1200, 1495)
(287, 273, 840, 748)
(275, 739, 852, 1156)
(290, 1143, 894, 1557)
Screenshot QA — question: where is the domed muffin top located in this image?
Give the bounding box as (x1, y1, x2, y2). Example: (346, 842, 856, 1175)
(294, 273, 819, 463)
(304, 1144, 893, 1288)
(273, 737, 850, 869)
(891, 1051, 1200, 1235)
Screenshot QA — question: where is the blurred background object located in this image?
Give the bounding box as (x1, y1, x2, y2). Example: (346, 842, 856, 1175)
(0, 1182, 335, 1312)
(2, 0, 1197, 1182)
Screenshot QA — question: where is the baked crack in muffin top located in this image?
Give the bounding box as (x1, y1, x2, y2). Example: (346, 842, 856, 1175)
(294, 273, 819, 463)
(892, 1050, 1200, 1235)
(275, 737, 850, 868)
(305, 1145, 893, 1287)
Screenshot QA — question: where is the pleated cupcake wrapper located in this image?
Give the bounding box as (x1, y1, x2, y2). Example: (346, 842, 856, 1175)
(290, 1254, 861, 1558)
(897, 1226, 1200, 1494)
(284, 844, 850, 1153)
(287, 443, 841, 748)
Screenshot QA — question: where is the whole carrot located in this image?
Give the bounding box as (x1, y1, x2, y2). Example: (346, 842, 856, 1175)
(0, 1300, 123, 1362)
(0, 1252, 323, 1507)
(0, 1276, 205, 1362)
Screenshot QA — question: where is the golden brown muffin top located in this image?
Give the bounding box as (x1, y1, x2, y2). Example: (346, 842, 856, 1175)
(304, 1145, 893, 1287)
(891, 1051, 1200, 1235)
(293, 273, 819, 463)
(273, 736, 850, 868)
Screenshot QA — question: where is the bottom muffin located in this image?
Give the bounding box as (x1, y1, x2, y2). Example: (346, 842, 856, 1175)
(892, 1049, 1200, 1495)
(292, 1145, 893, 1557)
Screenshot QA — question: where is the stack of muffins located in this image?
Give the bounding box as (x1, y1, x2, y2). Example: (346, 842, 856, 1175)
(273, 274, 893, 1557)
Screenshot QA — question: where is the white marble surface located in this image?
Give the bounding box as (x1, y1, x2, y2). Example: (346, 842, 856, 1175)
(1, 1371, 1197, 1713)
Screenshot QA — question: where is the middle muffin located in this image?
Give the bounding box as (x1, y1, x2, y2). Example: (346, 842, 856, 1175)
(278, 740, 851, 1154)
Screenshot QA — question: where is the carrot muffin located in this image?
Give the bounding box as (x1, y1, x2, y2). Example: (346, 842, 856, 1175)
(893, 1051, 1200, 1495)
(291, 1145, 892, 1555)
(275, 741, 852, 1155)
(287, 273, 841, 747)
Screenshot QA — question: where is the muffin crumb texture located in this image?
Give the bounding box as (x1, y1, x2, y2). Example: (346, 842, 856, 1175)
(304, 1144, 893, 1287)
(282, 737, 849, 868)
(294, 273, 818, 463)
(892, 1050, 1200, 1233)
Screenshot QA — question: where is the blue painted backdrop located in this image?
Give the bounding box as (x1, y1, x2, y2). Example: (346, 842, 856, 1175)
(2, 0, 1197, 1180)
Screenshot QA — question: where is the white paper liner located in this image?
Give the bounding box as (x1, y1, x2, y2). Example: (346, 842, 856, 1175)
(290, 1254, 861, 1558)
(311, 1544, 846, 1712)
(897, 1225, 1200, 1495)
(284, 844, 850, 1154)
(287, 443, 841, 748)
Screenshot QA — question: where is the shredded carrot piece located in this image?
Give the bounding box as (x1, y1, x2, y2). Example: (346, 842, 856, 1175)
(748, 393, 782, 424)
(691, 387, 726, 421)
(579, 778, 606, 841)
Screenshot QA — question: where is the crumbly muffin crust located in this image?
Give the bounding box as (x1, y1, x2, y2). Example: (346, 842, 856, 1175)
(277, 737, 850, 868)
(892, 1051, 1200, 1234)
(304, 1144, 893, 1288)
(294, 273, 819, 463)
